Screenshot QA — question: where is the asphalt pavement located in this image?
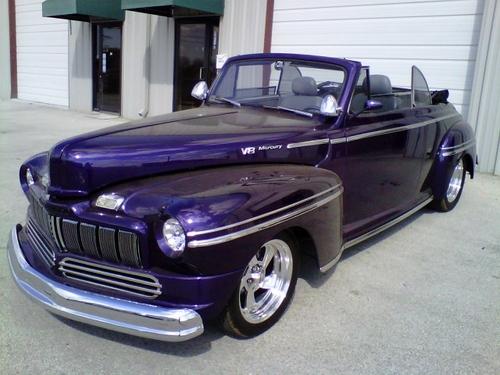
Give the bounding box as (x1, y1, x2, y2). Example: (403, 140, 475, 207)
(1, 100, 499, 375)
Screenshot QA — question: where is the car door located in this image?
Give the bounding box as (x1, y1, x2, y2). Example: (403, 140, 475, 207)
(341, 69, 425, 240)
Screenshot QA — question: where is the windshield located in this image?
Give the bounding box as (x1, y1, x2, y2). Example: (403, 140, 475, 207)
(209, 59, 346, 115)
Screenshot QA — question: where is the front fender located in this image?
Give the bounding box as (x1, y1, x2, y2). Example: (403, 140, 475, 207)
(114, 164, 343, 274)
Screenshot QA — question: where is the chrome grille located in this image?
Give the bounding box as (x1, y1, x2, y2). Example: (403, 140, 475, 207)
(26, 217, 56, 267)
(28, 197, 142, 267)
(58, 257, 161, 299)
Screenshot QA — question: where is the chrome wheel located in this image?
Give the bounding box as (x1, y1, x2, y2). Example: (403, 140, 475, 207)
(238, 239, 293, 324)
(446, 159, 464, 202)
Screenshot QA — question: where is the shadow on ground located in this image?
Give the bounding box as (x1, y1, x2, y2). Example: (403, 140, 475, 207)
(53, 314, 227, 356)
(299, 208, 437, 288)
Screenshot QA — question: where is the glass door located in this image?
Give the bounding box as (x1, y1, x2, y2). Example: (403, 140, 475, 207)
(174, 18, 219, 111)
(93, 23, 122, 113)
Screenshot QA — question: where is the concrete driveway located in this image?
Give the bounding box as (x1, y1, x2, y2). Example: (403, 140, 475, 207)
(1, 100, 499, 375)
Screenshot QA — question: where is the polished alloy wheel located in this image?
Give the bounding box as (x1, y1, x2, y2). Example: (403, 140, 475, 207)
(446, 159, 464, 202)
(238, 239, 293, 324)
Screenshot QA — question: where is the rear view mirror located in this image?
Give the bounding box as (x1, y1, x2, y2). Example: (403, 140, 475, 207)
(364, 99, 383, 111)
(191, 81, 209, 101)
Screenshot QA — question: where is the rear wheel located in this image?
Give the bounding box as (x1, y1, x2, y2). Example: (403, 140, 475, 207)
(432, 158, 466, 212)
(222, 233, 299, 338)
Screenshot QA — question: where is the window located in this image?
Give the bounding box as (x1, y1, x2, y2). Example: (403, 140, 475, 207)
(210, 59, 346, 114)
(411, 66, 431, 107)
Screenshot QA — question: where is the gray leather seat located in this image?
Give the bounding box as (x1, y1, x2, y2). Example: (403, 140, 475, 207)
(279, 76, 322, 111)
(351, 74, 399, 113)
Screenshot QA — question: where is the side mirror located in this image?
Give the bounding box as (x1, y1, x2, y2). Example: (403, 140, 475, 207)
(191, 81, 209, 101)
(364, 99, 382, 111)
(320, 95, 341, 117)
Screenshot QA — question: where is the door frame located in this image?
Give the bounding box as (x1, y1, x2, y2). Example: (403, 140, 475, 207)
(91, 21, 123, 114)
(173, 17, 219, 111)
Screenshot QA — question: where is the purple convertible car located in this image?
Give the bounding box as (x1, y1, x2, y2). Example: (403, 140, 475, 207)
(8, 53, 476, 341)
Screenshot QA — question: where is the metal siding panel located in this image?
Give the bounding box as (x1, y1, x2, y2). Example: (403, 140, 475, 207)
(15, 0, 68, 106)
(271, 0, 484, 118)
(219, 0, 267, 56)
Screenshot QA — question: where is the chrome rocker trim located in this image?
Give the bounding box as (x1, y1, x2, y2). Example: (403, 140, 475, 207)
(7, 226, 204, 342)
(320, 196, 434, 273)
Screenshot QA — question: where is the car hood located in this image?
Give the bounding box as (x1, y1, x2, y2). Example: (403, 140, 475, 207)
(47, 106, 326, 197)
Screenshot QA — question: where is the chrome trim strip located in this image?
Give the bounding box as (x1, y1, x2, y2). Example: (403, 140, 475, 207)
(330, 113, 460, 144)
(440, 138, 475, 150)
(286, 139, 330, 149)
(55, 217, 66, 251)
(330, 138, 346, 145)
(319, 248, 343, 273)
(26, 218, 56, 266)
(187, 187, 343, 248)
(343, 197, 433, 250)
(441, 139, 476, 157)
(187, 185, 341, 237)
(320, 196, 433, 273)
(7, 226, 204, 342)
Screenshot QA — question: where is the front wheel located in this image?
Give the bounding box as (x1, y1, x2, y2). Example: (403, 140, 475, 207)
(432, 158, 466, 212)
(222, 233, 299, 338)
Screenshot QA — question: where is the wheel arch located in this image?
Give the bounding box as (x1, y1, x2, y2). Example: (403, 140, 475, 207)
(430, 119, 476, 200)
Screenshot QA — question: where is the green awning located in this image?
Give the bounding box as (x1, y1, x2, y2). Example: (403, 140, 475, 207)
(121, 0, 223, 17)
(42, 0, 124, 22)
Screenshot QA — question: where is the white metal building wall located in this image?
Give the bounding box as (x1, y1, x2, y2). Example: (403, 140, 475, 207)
(15, 0, 68, 106)
(271, 0, 484, 118)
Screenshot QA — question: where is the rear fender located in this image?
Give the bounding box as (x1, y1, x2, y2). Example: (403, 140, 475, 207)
(431, 121, 476, 200)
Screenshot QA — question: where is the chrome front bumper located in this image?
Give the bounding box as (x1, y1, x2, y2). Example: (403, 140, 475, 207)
(7, 225, 204, 342)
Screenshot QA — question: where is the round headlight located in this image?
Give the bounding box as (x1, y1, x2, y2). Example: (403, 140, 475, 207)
(26, 168, 35, 186)
(162, 218, 185, 254)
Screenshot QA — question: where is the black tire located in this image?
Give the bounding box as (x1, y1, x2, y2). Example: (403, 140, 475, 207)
(221, 232, 300, 338)
(432, 157, 466, 212)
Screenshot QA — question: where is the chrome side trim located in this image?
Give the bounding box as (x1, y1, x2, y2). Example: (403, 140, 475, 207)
(330, 138, 346, 145)
(187, 185, 341, 237)
(343, 196, 433, 250)
(330, 113, 460, 144)
(320, 196, 433, 273)
(7, 226, 204, 342)
(440, 139, 476, 157)
(188, 187, 343, 248)
(286, 139, 330, 149)
(319, 248, 343, 273)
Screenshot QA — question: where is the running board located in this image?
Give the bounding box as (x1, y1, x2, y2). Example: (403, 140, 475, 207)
(320, 196, 433, 272)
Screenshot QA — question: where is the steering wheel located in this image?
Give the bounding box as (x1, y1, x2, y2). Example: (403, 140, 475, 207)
(317, 81, 341, 96)
(318, 81, 340, 89)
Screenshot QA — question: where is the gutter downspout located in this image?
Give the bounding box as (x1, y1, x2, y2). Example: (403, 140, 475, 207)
(139, 14, 152, 118)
